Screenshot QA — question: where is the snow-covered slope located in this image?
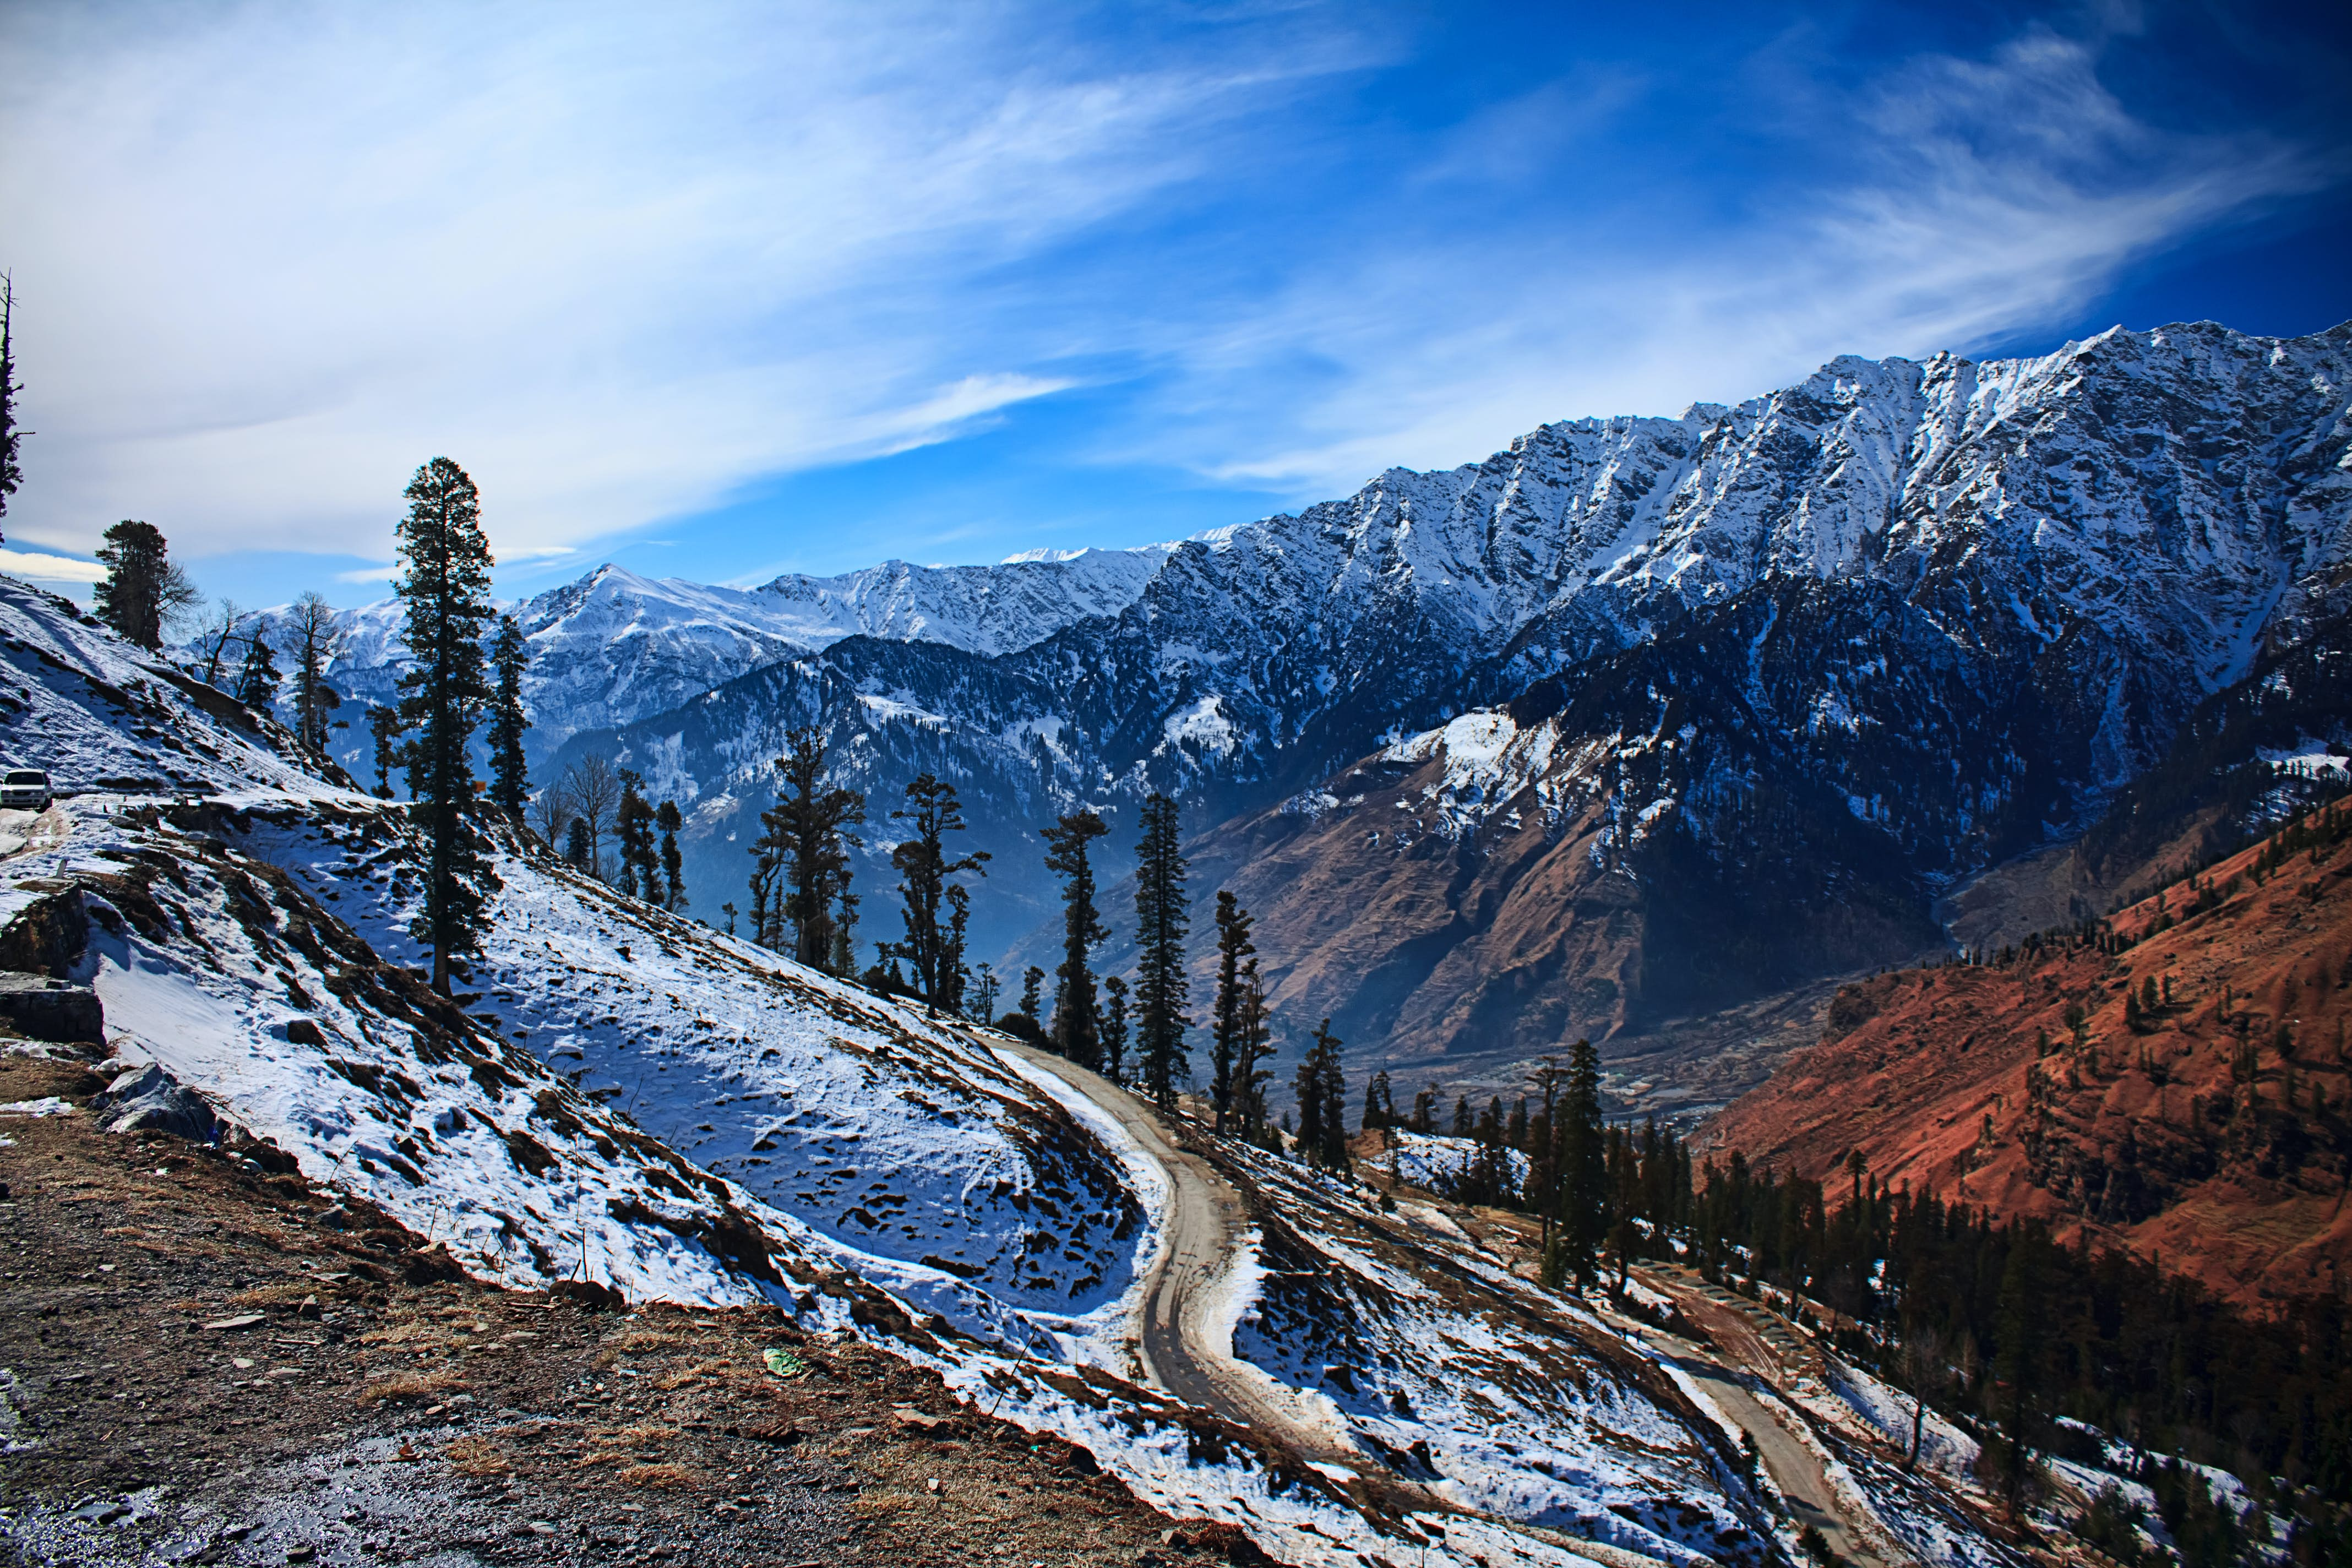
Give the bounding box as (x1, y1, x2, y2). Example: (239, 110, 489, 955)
(0, 573, 1151, 1340)
(20, 574, 1940, 1566)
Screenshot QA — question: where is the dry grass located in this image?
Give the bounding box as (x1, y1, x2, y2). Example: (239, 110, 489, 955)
(226, 1281, 320, 1307)
(442, 1435, 510, 1477)
(354, 1368, 466, 1406)
(605, 1329, 687, 1353)
(655, 1358, 734, 1391)
(849, 1489, 916, 1519)
(613, 1463, 696, 1490)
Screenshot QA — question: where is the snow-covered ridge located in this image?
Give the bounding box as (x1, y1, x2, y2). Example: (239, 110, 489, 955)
(314, 319, 2351, 769)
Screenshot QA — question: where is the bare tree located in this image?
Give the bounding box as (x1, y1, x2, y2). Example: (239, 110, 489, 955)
(562, 754, 622, 881)
(1902, 1322, 1950, 1471)
(190, 597, 246, 688)
(281, 591, 342, 754)
(529, 774, 573, 850)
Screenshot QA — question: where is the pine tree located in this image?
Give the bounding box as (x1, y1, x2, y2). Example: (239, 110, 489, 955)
(368, 705, 405, 799)
(0, 273, 26, 526)
(1101, 974, 1131, 1085)
(1131, 793, 1191, 1112)
(1209, 891, 1255, 1133)
(564, 816, 593, 869)
(284, 592, 344, 756)
(93, 521, 200, 650)
(1042, 808, 1110, 1069)
(1018, 965, 1044, 1033)
(752, 727, 864, 968)
(486, 613, 530, 817)
(941, 882, 971, 1015)
(614, 772, 657, 901)
(1544, 1037, 1605, 1292)
(1234, 963, 1276, 1144)
(1294, 1019, 1351, 1174)
(1362, 1069, 1393, 1131)
(972, 962, 1000, 1025)
(888, 774, 988, 1012)
(656, 799, 686, 910)
(392, 456, 498, 996)
(234, 627, 281, 710)
(1994, 1227, 2048, 1504)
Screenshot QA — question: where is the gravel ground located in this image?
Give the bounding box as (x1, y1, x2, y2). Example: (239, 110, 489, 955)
(0, 1048, 1276, 1567)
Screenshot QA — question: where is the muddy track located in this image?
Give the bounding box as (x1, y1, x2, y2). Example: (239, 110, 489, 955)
(992, 1041, 1347, 1457)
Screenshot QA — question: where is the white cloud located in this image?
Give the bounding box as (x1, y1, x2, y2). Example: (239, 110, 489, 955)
(0, 548, 106, 585)
(0, 3, 1365, 566)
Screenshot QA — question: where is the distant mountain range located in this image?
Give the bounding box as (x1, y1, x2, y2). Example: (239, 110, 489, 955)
(298, 318, 2352, 1098)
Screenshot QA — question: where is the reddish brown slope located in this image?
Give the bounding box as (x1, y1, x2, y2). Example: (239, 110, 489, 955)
(1706, 805, 2352, 1311)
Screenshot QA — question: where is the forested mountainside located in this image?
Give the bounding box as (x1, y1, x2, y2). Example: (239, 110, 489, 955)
(281, 319, 2348, 1067)
(1707, 774, 2352, 1313)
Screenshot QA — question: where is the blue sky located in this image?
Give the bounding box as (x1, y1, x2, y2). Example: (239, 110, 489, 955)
(2, 1, 2348, 610)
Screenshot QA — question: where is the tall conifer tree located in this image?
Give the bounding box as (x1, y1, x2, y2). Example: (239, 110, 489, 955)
(1544, 1037, 1606, 1292)
(93, 521, 199, 649)
(1131, 793, 1191, 1110)
(1101, 974, 1131, 1085)
(888, 774, 987, 1012)
(1042, 808, 1110, 1070)
(487, 613, 530, 816)
(1209, 891, 1255, 1133)
(752, 728, 864, 969)
(1294, 1019, 1350, 1173)
(393, 456, 497, 995)
(656, 799, 686, 910)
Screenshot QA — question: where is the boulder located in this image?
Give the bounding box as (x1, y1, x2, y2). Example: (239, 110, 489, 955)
(92, 1062, 218, 1141)
(0, 971, 102, 1044)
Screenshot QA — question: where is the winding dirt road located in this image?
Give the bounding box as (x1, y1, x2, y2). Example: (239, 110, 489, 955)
(1001, 1038, 1898, 1566)
(994, 1039, 1351, 1458)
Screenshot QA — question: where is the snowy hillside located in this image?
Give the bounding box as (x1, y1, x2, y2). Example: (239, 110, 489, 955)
(19, 573, 2024, 1566)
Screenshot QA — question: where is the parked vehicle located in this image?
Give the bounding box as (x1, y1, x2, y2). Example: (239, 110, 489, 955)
(1, 769, 52, 810)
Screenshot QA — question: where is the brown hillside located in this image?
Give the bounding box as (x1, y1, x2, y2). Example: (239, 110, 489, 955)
(1705, 802, 2352, 1311)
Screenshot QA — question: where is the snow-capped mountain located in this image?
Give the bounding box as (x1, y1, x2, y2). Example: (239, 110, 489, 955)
(311, 546, 1173, 767)
(310, 319, 2349, 1049)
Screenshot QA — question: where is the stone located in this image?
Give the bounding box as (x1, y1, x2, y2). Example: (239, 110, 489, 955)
(93, 1063, 217, 1142)
(0, 972, 102, 1044)
(203, 1314, 265, 1332)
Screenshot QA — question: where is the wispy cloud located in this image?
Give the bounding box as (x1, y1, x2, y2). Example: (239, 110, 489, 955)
(0, 2, 1372, 567)
(0, 4, 2341, 586)
(1141, 26, 2342, 497)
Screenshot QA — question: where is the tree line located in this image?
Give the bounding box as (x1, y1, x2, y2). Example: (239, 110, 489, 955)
(717, 730, 1358, 1169)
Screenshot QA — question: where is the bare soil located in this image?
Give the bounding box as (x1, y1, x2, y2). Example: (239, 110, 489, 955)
(0, 1048, 1276, 1567)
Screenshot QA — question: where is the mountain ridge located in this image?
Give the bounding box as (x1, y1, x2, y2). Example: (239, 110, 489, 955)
(274, 318, 2351, 1079)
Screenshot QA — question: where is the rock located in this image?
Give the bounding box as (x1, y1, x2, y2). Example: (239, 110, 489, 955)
(0, 972, 103, 1044)
(92, 1063, 217, 1141)
(203, 1313, 265, 1331)
(298, 1294, 322, 1319)
(551, 1278, 625, 1313)
(313, 1206, 352, 1231)
(284, 1019, 326, 1046)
